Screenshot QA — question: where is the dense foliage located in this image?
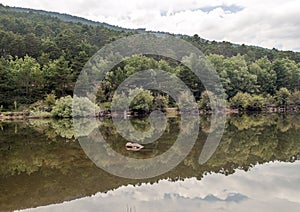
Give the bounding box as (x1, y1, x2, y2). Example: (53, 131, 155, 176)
(1, 5, 300, 112)
(0, 4, 128, 109)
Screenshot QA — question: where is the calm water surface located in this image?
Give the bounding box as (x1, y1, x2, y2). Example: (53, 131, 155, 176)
(1, 113, 300, 211)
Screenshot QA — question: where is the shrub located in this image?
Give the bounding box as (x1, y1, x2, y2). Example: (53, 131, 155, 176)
(153, 95, 168, 111)
(129, 88, 154, 113)
(178, 90, 197, 111)
(275, 87, 291, 108)
(72, 96, 99, 117)
(198, 91, 212, 111)
(52, 95, 100, 118)
(45, 91, 56, 107)
(51, 96, 73, 118)
(288, 90, 300, 108)
(230, 92, 251, 110)
(247, 95, 265, 111)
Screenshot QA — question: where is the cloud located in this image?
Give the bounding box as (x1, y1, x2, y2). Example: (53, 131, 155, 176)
(20, 161, 300, 212)
(0, 0, 300, 51)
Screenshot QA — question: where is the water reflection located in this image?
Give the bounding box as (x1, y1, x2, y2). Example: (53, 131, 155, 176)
(21, 161, 300, 212)
(77, 114, 200, 179)
(0, 113, 300, 211)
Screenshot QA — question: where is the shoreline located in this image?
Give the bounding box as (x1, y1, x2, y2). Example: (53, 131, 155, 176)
(1, 108, 299, 121)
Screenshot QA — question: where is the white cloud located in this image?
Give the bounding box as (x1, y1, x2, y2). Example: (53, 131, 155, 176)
(0, 0, 300, 51)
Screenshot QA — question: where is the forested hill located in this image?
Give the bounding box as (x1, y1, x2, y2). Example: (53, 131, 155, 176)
(1, 4, 300, 61)
(10, 5, 133, 32)
(0, 4, 130, 59)
(1, 4, 300, 111)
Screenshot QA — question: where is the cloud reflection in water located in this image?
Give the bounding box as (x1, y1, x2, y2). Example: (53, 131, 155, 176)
(21, 160, 300, 212)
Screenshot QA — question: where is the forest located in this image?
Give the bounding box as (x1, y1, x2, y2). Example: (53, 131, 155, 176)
(1, 4, 300, 115)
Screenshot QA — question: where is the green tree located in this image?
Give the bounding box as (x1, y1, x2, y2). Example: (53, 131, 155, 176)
(153, 95, 168, 111)
(247, 95, 265, 111)
(71, 50, 89, 78)
(10, 55, 44, 103)
(275, 87, 291, 109)
(224, 54, 258, 98)
(0, 57, 14, 107)
(44, 56, 73, 96)
(289, 63, 300, 91)
(51, 95, 73, 118)
(45, 91, 57, 107)
(264, 94, 276, 109)
(288, 90, 300, 108)
(129, 88, 154, 113)
(41, 37, 60, 59)
(179, 53, 206, 100)
(178, 90, 198, 111)
(73, 96, 100, 117)
(198, 91, 212, 111)
(230, 92, 252, 110)
(272, 58, 292, 90)
(250, 57, 276, 94)
(23, 33, 42, 57)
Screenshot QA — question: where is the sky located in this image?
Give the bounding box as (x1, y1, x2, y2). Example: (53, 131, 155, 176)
(1, 0, 300, 51)
(22, 161, 300, 212)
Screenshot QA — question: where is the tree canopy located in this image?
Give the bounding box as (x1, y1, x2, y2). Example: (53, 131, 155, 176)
(1, 5, 300, 112)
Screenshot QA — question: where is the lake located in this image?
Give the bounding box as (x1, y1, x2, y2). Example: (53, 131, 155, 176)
(1, 113, 300, 211)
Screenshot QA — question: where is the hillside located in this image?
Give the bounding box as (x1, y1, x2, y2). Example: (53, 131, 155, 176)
(1, 4, 300, 112)
(1, 4, 300, 61)
(10, 5, 133, 32)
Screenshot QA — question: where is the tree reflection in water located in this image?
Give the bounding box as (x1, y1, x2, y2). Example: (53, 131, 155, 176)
(0, 113, 300, 211)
